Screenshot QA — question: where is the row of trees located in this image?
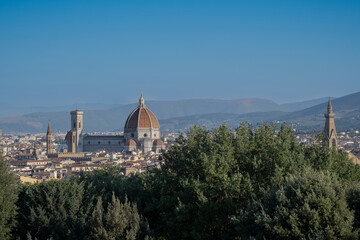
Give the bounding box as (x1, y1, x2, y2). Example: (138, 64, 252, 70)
(2, 123, 360, 239)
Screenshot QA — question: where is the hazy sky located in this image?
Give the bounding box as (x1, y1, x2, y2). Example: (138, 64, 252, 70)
(1, 0, 359, 107)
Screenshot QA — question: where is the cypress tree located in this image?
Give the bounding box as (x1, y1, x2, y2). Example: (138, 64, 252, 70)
(0, 156, 18, 240)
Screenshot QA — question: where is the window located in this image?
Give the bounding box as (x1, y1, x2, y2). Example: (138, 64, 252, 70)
(73, 122, 76, 128)
(98, 141, 101, 145)
(131, 133, 135, 138)
(88, 141, 90, 144)
(144, 133, 148, 137)
(118, 141, 121, 145)
(108, 141, 111, 145)
(154, 134, 157, 137)
(79, 122, 81, 128)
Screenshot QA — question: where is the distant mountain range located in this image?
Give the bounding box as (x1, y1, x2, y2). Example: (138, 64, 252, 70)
(160, 93, 360, 132)
(0, 93, 358, 134)
(0, 103, 121, 118)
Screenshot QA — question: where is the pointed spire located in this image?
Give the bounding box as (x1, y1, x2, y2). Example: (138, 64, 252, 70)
(324, 96, 337, 149)
(327, 96, 332, 114)
(139, 92, 145, 107)
(47, 122, 52, 135)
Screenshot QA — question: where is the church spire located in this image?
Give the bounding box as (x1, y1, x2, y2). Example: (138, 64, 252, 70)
(139, 93, 145, 107)
(47, 122, 52, 135)
(46, 122, 53, 154)
(327, 96, 332, 114)
(324, 96, 337, 149)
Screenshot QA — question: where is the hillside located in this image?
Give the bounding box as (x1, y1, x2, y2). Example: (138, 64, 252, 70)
(281, 92, 360, 131)
(279, 97, 333, 112)
(160, 111, 288, 132)
(160, 93, 360, 132)
(0, 93, 358, 133)
(0, 98, 281, 133)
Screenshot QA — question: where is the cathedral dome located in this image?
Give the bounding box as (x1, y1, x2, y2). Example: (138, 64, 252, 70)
(124, 94, 160, 130)
(125, 139, 137, 147)
(153, 139, 164, 146)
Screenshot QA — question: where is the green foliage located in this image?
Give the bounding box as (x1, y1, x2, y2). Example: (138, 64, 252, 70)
(0, 156, 18, 240)
(145, 125, 253, 239)
(78, 166, 148, 213)
(346, 182, 360, 229)
(9, 122, 360, 239)
(234, 122, 305, 194)
(236, 168, 358, 239)
(304, 144, 360, 183)
(88, 194, 152, 240)
(15, 179, 93, 240)
(13, 171, 152, 240)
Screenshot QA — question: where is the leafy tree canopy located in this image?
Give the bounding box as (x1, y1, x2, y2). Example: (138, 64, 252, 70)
(236, 168, 358, 239)
(0, 156, 18, 240)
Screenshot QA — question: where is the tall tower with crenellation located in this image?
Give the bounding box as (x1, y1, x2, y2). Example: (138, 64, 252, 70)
(65, 109, 83, 152)
(71, 109, 83, 152)
(324, 96, 338, 149)
(46, 122, 54, 154)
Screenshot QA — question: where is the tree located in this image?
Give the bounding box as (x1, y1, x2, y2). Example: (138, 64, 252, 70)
(0, 156, 18, 240)
(145, 125, 253, 239)
(346, 182, 360, 229)
(88, 194, 152, 240)
(236, 168, 358, 239)
(234, 122, 305, 194)
(14, 179, 93, 240)
(304, 143, 360, 184)
(78, 166, 149, 214)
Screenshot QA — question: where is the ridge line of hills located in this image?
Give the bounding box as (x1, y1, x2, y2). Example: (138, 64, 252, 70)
(0, 93, 359, 134)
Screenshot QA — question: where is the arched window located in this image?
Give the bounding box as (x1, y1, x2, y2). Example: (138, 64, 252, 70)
(144, 133, 148, 137)
(73, 122, 76, 128)
(79, 122, 81, 128)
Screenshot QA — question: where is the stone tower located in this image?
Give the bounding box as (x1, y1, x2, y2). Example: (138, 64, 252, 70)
(324, 97, 337, 149)
(70, 109, 83, 152)
(46, 123, 54, 154)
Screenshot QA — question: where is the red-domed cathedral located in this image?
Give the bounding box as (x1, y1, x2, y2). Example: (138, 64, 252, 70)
(124, 93, 164, 153)
(66, 94, 165, 154)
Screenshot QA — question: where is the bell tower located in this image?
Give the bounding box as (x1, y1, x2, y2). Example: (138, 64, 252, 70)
(70, 109, 83, 152)
(46, 122, 53, 154)
(324, 97, 337, 149)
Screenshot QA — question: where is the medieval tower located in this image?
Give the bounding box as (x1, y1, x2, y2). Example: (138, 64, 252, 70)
(46, 123, 53, 154)
(65, 109, 83, 153)
(324, 96, 338, 149)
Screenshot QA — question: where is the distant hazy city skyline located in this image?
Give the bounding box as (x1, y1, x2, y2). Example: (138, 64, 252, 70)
(1, 0, 359, 107)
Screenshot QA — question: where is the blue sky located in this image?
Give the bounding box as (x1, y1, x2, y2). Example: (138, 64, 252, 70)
(0, 0, 359, 107)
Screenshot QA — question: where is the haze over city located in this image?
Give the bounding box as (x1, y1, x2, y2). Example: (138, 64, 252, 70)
(1, 0, 359, 109)
(3, 1, 360, 240)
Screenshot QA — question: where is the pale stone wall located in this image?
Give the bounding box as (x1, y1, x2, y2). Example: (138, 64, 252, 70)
(82, 135, 125, 152)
